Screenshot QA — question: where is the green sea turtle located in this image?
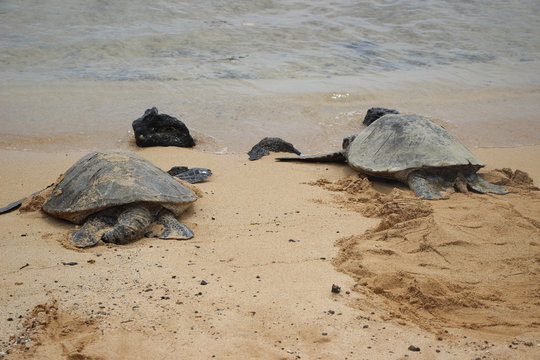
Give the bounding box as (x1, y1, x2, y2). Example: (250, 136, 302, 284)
(278, 114, 507, 199)
(0, 162, 209, 215)
(41, 151, 198, 247)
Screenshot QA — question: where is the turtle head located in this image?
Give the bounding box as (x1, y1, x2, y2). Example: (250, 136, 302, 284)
(342, 134, 357, 149)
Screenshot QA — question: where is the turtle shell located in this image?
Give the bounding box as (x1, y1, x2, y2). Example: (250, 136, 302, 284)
(43, 151, 197, 224)
(346, 114, 484, 181)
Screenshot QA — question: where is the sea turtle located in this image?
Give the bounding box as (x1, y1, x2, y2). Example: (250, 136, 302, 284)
(278, 114, 507, 199)
(0, 162, 210, 215)
(41, 151, 198, 247)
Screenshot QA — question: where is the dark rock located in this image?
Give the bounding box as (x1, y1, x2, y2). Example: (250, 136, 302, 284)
(132, 107, 195, 147)
(408, 345, 421, 352)
(200, 280, 208, 285)
(168, 166, 212, 183)
(248, 137, 301, 161)
(61, 262, 78, 266)
(363, 107, 399, 126)
(331, 284, 341, 294)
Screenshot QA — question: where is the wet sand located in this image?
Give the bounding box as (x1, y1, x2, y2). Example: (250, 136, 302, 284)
(0, 143, 539, 359)
(2, 64, 540, 154)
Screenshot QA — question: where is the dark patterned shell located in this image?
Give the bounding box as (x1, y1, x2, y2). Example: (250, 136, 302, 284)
(347, 114, 484, 180)
(43, 151, 197, 224)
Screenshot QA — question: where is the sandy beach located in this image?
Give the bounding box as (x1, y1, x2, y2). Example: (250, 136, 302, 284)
(0, 141, 538, 359)
(2, 0, 540, 358)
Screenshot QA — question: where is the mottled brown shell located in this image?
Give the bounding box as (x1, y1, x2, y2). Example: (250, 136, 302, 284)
(346, 114, 484, 181)
(43, 152, 197, 224)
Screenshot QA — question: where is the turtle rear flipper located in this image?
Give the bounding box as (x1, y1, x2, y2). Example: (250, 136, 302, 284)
(407, 172, 452, 200)
(102, 205, 153, 244)
(72, 215, 115, 248)
(277, 150, 346, 163)
(465, 173, 508, 195)
(146, 210, 194, 240)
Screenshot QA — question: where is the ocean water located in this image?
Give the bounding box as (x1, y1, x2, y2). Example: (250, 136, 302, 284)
(1, 0, 540, 152)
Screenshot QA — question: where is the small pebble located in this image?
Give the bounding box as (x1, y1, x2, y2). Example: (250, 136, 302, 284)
(331, 284, 341, 294)
(200, 280, 208, 285)
(408, 345, 420, 352)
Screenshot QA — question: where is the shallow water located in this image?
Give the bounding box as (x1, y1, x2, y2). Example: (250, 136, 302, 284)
(1, 0, 539, 153)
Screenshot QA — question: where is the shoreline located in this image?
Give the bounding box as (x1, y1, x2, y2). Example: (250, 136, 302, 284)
(1, 145, 539, 359)
(2, 65, 540, 154)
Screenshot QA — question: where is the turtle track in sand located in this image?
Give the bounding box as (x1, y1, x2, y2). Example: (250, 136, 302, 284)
(310, 170, 540, 335)
(4, 301, 102, 360)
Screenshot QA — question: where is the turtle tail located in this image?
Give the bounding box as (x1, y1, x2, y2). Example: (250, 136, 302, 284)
(101, 205, 154, 244)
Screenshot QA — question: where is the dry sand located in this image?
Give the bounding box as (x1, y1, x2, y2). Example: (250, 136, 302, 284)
(0, 144, 539, 359)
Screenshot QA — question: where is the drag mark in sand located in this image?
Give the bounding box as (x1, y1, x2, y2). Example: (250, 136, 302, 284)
(310, 170, 540, 336)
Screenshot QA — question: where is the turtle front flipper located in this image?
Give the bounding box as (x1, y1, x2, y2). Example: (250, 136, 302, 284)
(72, 215, 115, 248)
(465, 173, 508, 195)
(146, 209, 194, 240)
(101, 205, 153, 244)
(407, 172, 452, 200)
(276, 150, 346, 163)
